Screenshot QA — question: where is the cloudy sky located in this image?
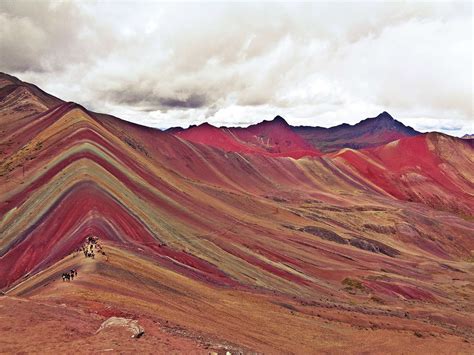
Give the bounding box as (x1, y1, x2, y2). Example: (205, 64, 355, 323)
(1, 1, 472, 135)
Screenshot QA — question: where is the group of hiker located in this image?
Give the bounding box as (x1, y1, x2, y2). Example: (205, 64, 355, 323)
(73, 235, 107, 260)
(61, 235, 108, 282)
(81, 235, 98, 258)
(62, 269, 77, 282)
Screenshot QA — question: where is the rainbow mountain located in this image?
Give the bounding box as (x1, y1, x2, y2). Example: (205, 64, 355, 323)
(1, 73, 473, 353)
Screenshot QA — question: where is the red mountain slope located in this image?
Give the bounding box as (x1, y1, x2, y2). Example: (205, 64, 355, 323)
(332, 133, 474, 215)
(174, 116, 321, 158)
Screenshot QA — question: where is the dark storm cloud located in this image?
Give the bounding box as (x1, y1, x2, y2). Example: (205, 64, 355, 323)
(158, 94, 208, 109)
(105, 88, 209, 111)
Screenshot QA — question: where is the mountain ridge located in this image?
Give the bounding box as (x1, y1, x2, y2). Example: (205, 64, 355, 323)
(169, 111, 421, 154)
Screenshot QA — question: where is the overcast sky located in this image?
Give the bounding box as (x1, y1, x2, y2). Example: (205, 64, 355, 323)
(1, 1, 472, 135)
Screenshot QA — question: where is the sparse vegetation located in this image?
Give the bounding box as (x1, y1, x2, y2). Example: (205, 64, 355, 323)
(342, 278, 367, 293)
(370, 296, 385, 304)
(414, 331, 423, 338)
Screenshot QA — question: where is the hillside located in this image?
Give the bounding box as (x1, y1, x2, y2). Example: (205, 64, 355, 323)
(331, 133, 474, 216)
(1, 73, 474, 353)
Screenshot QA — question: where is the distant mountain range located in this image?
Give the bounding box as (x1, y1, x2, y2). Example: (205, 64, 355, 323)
(169, 111, 421, 155)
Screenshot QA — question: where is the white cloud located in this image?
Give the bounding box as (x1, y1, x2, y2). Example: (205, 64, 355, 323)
(1, 1, 472, 136)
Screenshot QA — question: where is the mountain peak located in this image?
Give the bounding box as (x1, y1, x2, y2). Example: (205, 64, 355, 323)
(364, 111, 414, 132)
(375, 111, 394, 120)
(190, 122, 218, 130)
(263, 115, 288, 126)
(273, 115, 287, 123)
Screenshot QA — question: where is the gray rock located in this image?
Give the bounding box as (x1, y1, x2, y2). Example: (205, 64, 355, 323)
(96, 317, 145, 338)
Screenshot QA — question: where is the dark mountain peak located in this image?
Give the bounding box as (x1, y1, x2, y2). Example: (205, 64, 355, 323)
(243, 115, 290, 131)
(375, 111, 394, 120)
(361, 111, 415, 132)
(293, 111, 420, 152)
(194, 122, 219, 130)
(360, 111, 396, 127)
(257, 115, 289, 127)
(272, 115, 288, 124)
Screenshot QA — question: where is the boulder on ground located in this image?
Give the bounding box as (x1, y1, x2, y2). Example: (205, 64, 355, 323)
(96, 317, 144, 338)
